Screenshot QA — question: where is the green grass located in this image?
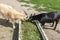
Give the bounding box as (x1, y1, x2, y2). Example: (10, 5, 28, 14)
(18, 0, 60, 12)
(22, 21, 42, 40)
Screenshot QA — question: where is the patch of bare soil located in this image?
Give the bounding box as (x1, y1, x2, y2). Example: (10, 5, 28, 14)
(0, 25, 13, 40)
(43, 23, 60, 40)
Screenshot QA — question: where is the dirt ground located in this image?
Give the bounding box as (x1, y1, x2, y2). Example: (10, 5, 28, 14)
(43, 23, 60, 40)
(0, 0, 60, 40)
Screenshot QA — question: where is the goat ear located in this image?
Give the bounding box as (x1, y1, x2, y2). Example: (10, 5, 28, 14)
(34, 13, 35, 16)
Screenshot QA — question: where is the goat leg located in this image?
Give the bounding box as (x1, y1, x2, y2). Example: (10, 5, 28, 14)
(51, 22, 54, 27)
(53, 20, 59, 30)
(41, 23, 45, 28)
(10, 19, 16, 29)
(12, 22, 15, 29)
(5, 17, 9, 23)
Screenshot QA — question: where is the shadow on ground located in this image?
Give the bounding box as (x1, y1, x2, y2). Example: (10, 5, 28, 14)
(0, 19, 19, 40)
(0, 19, 13, 28)
(43, 25, 54, 30)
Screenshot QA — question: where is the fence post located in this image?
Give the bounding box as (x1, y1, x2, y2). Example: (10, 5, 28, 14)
(18, 20, 22, 40)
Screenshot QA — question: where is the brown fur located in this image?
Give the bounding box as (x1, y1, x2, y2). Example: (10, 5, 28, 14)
(0, 3, 27, 29)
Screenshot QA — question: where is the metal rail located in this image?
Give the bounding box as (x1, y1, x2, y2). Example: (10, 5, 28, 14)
(18, 21, 22, 40)
(34, 20, 49, 40)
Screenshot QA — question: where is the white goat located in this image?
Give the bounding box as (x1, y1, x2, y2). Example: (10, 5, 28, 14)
(0, 3, 28, 29)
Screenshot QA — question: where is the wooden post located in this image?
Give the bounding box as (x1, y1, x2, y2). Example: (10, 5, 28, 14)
(18, 20, 22, 40)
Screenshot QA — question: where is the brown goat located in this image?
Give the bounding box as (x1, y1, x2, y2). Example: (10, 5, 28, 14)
(0, 3, 28, 29)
